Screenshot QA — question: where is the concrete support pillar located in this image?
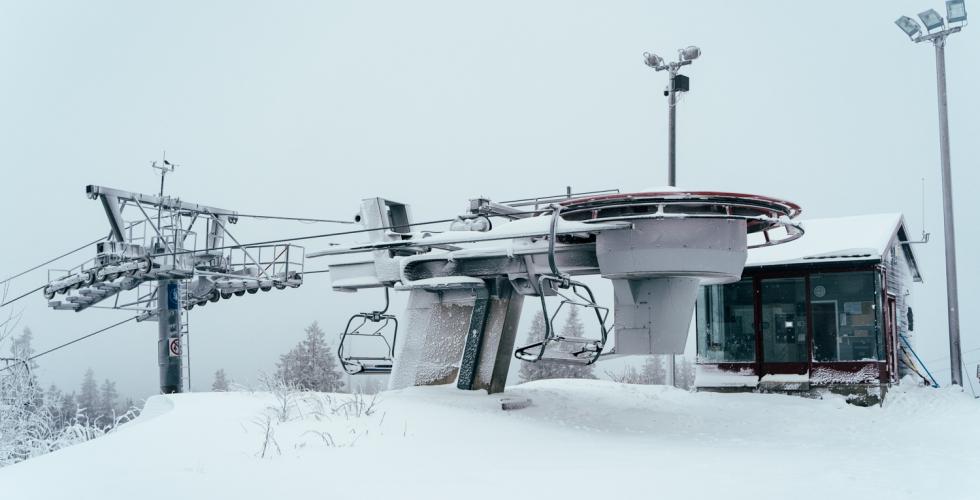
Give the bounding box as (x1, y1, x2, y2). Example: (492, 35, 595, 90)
(387, 279, 524, 394)
(388, 288, 477, 390)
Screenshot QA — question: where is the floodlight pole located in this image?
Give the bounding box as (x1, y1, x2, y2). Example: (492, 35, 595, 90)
(644, 52, 694, 187)
(645, 48, 698, 388)
(931, 33, 963, 387)
(667, 67, 678, 187)
(906, 24, 964, 386)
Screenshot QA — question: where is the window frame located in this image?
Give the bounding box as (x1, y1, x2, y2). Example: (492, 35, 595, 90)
(695, 261, 889, 383)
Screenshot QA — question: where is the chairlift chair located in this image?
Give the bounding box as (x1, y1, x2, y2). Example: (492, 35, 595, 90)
(338, 289, 399, 375)
(514, 204, 610, 365)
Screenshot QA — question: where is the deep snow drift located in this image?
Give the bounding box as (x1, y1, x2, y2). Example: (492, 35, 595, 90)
(1, 379, 977, 499)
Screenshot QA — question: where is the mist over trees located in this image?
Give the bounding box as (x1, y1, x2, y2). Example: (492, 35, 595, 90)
(212, 369, 230, 392)
(0, 325, 138, 467)
(606, 355, 696, 390)
(517, 308, 697, 389)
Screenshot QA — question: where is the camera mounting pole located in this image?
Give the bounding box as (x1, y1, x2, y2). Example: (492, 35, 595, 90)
(643, 46, 701, 187)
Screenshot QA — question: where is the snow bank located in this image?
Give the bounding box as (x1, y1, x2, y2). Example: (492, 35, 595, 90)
(1, 379, 978, 500)
(695, 364, 758, 388)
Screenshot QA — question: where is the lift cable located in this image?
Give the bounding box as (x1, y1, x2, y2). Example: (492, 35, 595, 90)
(233, 213, 355, 224)
(963, 360, 978, 399)
(922, 346, 980, 364)
(0, 285, 46, 308)
(298, 269, 331, 275)
(0, 220, 148, 288)
(0, 316, 137, 374)
(0, 237, 106, 286)
(165, 208, 552, 258)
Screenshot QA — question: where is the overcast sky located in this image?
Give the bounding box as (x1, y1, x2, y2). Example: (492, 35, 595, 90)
(1, 0, 977, 398)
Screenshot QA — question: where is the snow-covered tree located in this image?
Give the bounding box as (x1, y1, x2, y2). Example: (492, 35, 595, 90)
(211, 368, 230, 392)
(0, 321, 131, 466)
(674, 357, 696, 390)
(1, 327, 56, 466)
(554, 307, 597, 380)
(97, 379, 119, 421)
(45, 385, 71, 427)
(641, 356, 667, 384)
(7, 328, 42, 408)
(275, 322, 343, 392)
(10, 327, 38, 371)
(0, 359, 51, 465)
(518, 313, 550, 383)
(76, 368, 99, 420)
(57, 391, 77, 428)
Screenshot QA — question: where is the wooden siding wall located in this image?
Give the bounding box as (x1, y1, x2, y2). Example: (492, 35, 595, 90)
(886, 240, 915, 379)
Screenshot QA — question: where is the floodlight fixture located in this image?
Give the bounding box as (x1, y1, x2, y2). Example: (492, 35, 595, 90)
(919, 8, 946, 30)
(643, 52, 664, 68)
(947, 0, 968, 22)
(679, 46, 701, 61)
(896, 16, 922, 37)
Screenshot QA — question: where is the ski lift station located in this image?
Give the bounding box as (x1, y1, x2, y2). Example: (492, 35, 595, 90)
(34, 181, 934, 403)
(694, 213, 929, 401)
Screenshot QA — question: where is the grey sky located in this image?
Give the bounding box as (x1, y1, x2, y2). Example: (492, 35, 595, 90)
(1, 0, 977, 398)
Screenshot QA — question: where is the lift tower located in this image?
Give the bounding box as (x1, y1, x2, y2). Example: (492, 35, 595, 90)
(43, 168, 305, 393)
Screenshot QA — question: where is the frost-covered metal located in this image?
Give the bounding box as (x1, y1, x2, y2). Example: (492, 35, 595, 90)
(43, 183, 305, 393)
(314, 189, 802, 394)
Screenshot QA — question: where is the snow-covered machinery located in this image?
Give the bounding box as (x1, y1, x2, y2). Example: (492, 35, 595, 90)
(43, 184, 305, 393)
(312, 188, 802, 394)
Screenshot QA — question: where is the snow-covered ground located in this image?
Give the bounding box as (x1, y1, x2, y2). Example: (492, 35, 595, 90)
(1, 379, 977, 499)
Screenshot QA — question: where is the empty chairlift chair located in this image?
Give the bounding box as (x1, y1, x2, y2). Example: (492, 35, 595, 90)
(514, 204, 610, 365)
(338, 289, 399, 375)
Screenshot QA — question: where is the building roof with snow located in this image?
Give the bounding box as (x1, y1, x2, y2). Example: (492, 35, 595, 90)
(746, 213, 922, 282)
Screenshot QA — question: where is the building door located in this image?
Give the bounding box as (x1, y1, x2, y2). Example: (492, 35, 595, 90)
(759, 277, 808, 372)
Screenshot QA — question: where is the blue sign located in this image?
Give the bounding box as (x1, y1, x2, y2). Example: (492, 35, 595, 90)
(167, 283, 179, 309)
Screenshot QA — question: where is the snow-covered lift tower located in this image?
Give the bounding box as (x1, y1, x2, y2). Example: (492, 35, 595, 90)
(314, 189, 802, 394)
(43, 182, 305, 393)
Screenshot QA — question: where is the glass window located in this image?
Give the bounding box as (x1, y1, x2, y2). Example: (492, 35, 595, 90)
(811, 271, 879, 362)
(761, 277, 807, 363)
(697, 278, 755, 362)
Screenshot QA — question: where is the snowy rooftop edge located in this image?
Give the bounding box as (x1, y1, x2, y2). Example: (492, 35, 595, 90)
(746, 212, 912, 268)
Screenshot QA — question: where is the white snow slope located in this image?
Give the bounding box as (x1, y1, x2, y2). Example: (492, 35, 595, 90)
(1, 379, 977, 500)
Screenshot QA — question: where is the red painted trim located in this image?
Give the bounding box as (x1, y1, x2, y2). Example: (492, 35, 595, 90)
(559, 190, 803, 217)
(698, 266, 892, 384)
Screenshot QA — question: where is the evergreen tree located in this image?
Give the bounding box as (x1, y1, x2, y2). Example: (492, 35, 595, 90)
(518, 312, 551, 383)
(59, 391, 77, 426)
(98, 379, 119, 422)
(10, 327, 38, 371)
(275, 322, 343, 392)
(675, 357, 696, 390)
(211, 369, 230, 392)
(45, 385, 68, 427)
(9, 328, 41, 408)
(77, 369, 99, 421)
(554, 307, 597, 380)
(641, 356, 667, 385)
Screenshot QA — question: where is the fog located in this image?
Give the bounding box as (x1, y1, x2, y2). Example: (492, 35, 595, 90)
(0, 0, 977, 398)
